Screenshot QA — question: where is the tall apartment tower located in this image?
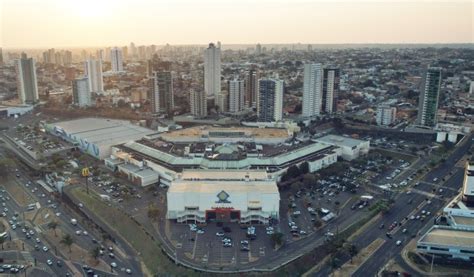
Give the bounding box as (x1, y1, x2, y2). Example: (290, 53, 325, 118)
(84, 59, 104, 94)
(0, 47, 4, 64)
(110, 47, 124, 72)
(258, 78, 284, 122)
(190, 89, 207, 118)
(322, 67, 340, 114)
(376, 105, 397, 126)
(228, 79, 245, 113)
(149, 71, 174, 115)
(72, 77, 92, 107)
(15, 54, 39, 104)
(245, 68, 259, 108)
(302, 63, 323, 117)
(417, 67, 442, 127)
(204, 43, 221, 98)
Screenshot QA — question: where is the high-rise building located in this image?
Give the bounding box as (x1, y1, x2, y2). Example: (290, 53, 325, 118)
(0, 48, 3, 64)
(302, 63, 323, 117)
(121, 46, 128, 61)
(15, 54, 39, 104)
(110, 47, 124, 72)
(190, 89, 207, 118)
(469, 81, 474, 95)
(417, 67, 442, 127)
(258, 78, 283, 122)
(149, 71, 174, 115)
(217, 92, 228, 113)
(64, 51, 73, 66)
(84, 59, 104, 94)
(204, 43, 221, 98)
(376, 105, 397, 126)
(228, 79, 245, 113)
(245, 68, 259, 108)
(322, 67, 340, 114)
(72, 77, 92, 107)
(255, 43, 262, 55)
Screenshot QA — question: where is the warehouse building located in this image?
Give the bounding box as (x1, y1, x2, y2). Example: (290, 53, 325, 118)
(314, 134, 370, 161)
(45, 118, 154, 159)
(166, 170, 280, 224)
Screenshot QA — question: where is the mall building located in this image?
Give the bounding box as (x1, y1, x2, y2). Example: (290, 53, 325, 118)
(166, 170, 279, 224)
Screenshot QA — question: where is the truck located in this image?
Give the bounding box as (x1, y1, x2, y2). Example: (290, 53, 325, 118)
(70, 218, 77, 225)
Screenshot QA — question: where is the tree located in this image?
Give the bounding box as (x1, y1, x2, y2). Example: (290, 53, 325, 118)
(47, 221, 59, 237)
(147, 204, 160, 221)
(291, 181, 303, 193)
(302, 173, 316, 187)
(299, 162, 310, 175)
(270, 232, 284, 248)
(344, 243, 358, 263)
(60, 234, 74, 253)
(286, 165, 301, 179)
(90, 246, 101, 260)
(0, 235, 5, 250)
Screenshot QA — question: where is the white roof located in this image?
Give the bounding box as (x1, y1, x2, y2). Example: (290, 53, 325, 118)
(169, 180, 278, 194)
(179, 169, 270, 181)
(315, 134, 367, 148)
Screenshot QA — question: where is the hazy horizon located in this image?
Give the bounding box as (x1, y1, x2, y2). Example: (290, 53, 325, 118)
(1, 0, 473, 48)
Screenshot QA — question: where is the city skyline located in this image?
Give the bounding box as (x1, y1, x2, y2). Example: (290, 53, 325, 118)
(2, 0, 473, 48)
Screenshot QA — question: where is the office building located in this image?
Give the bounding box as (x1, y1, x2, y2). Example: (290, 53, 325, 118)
(72, 77, 92, 107)
(228, 79, 245, 113)
(417, 67, 442, 127)
(376, 105, 397, 126)
(190, 89, 207, 118)
(110, 47, 124, 72)
(15, 54, 39, 104)
(302, 63, 323, 117)
(149, 71, 174, 115)
(0, 47, 3, 64)
(84, 59, 104, 94)
(245, 68, 259, 108)
(258, 78, 283, 122)
(322, 67, 340, 114)
(470, 81, 474, 95)
(204, 43, 221, 98)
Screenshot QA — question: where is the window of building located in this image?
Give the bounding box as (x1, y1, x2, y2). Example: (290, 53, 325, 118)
(460, 250, 474, 254)
(185, 206, 199, 211)
(248, 207, 262, 211)
(431, 247, 449, 252)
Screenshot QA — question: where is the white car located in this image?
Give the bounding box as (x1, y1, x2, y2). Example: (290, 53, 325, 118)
(216, 232, 224, 237)
(75, 230, 82, 236)
(125, 268, 132, 274)
(396, 240, 402, 246)
(197, 229, 204, 234)
(42, 246, 49, 252)
(110, 262, 117, 268)
(46, 259, 53, 266)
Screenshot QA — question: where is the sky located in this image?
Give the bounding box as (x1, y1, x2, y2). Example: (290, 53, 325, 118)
(1, 0, 473, 48)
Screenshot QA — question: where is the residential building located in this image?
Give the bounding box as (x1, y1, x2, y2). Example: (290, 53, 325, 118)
(204, 43, 221, 98)
(110, 47, 124, 72)
(149, 71, 174, 115)
(470, 81, 474, 95)
(376, 105, 397, 126)
(228, 79, 245, 113)
(72, 77, 92, 107)
(84, 59, 104, 94)
(190, 89, 207, 118)
(258, 78, 283, 122)
(245, 68, 259, 108)
(417, 67, 442, 127)
(15, 54, 39, 104)
(302, 63, 323, 117)
(322, 67, 340, 114)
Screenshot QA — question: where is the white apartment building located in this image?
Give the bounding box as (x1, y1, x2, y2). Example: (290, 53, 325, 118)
(72, 77, 91, 107)
(376, 105, 397, 126)
(110, 47, 124, 72)
(84, 59, 104, 94)
(228, 79, 245, 113)
(204, 43, 221, 98)
(302, 63, 323, 117)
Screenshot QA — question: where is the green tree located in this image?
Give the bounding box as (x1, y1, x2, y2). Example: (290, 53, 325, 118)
(0, 235, 6, 250)
(302, 173, 316, 187)
(147, 204, 160, 221)
(270, 232, 284, 248)
(286, 165, 301, 179)
(90, 246, 101, 260)
(344, 243, 358, 263)
(47, 221, 59, 237)
(60, 234, 74, 253)
(299, 162, 310, 175)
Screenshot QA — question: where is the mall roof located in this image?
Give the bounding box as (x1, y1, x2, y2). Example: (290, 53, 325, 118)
(179, 170, 270, 181)
(419, 227, 474, 248)
(48, 118, 154, 147)
(169, 180, 279, 194)
(315, 134, 367, 148)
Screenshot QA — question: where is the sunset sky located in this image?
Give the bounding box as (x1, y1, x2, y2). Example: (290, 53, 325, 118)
(1, 0, 473, 48)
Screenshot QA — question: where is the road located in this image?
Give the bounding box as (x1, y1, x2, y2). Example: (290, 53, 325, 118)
(312, 133, 473, 277)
